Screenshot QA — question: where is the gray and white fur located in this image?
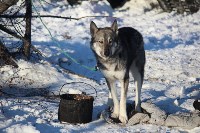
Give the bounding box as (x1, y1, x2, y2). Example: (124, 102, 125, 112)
(90, 20, 145, 124)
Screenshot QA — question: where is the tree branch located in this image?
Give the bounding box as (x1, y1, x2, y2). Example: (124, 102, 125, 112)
(0, 23, 25, 41)
(0, 24, 43, 57)
(0, 0, 19, 14)
(0, 41, 18, 68)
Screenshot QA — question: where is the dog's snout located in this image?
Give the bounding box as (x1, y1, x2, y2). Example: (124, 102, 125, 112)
(104, 49, 110, 57)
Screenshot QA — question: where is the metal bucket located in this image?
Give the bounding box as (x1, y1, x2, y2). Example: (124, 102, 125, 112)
(58, 93, 94, 124)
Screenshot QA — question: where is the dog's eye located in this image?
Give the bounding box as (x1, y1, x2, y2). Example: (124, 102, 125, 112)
(113, 43, 118, 47)
(98, 40, 103, 43)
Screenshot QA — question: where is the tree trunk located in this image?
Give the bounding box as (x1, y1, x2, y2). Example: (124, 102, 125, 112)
(23, 0, 32, 59)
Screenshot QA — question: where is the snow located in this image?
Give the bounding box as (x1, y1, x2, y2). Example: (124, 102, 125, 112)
(0, 0, 200, 132)
(5, 124, 40, 133)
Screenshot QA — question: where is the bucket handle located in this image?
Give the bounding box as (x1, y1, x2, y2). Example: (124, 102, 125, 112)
(59, 82, 97, 99)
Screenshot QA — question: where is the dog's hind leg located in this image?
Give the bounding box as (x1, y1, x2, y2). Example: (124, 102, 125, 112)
(130, 61, 144, 112)
(106, 78, 119, 118)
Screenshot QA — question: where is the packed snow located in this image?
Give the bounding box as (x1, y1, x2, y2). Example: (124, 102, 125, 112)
(0, 0, 200, 132)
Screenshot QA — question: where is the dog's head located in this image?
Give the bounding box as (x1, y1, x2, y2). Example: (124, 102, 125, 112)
(90, 20, 119, 60)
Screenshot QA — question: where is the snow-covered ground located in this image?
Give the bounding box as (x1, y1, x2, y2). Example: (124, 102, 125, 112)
(0, 0, 200, 132)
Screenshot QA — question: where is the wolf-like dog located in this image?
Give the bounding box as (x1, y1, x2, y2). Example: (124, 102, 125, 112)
(90, 20, 145, 124)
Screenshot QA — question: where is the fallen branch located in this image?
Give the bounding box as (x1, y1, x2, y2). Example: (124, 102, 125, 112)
(0, 14, 117, 20)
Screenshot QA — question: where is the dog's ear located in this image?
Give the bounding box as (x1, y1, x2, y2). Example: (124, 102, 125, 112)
(90, 21, 98, 37)
(111, 19, 118, 33)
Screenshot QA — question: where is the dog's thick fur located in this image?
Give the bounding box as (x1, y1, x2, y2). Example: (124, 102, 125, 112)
(90, 20, 145, 124)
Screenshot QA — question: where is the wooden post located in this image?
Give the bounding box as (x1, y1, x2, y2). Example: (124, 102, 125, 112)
(23, 0, 32, 59)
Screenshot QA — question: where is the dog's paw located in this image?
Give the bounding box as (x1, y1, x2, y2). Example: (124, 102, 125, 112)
(111, 112, 119, 118)
(119, 115, 128, 124)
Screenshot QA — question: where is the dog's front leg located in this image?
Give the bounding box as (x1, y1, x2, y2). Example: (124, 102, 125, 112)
(119, 78, 129, 124)
(106, 78, 119, 118)
(107, 92, 114, 107)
